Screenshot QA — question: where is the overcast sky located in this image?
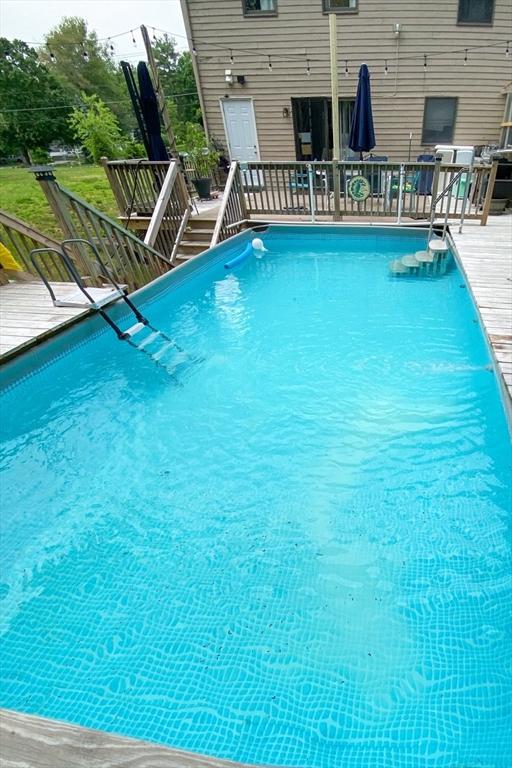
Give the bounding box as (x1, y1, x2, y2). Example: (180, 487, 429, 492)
(0, 0, 188, 56)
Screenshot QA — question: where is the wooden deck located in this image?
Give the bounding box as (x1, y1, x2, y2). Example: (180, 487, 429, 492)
(451, 214, 512, 406)
(0, 281, 88, 361)
(0, 708, 267, 768)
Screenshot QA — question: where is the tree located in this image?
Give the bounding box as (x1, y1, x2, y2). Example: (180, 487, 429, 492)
(153, 35, 200, 128)
(43, 17, 132, 132)
(0, 38, 72, 163)
(69, 94, 125, 163)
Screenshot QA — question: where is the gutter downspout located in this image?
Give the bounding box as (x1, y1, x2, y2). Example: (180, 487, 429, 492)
(179, 0, 210, 141)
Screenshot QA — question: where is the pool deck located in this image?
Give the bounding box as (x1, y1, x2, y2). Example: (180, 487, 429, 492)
(0, 708, 268, 768)
(450, 214, 512, 406)
(0, 281, 88, 360)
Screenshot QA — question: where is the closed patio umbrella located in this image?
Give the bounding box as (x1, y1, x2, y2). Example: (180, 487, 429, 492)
(348, 64, 376, 159)
(137, 62, 169, 161)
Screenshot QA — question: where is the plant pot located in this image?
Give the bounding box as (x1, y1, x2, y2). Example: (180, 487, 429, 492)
(192, 177, 212, 199)
(489, 198, 507, 215)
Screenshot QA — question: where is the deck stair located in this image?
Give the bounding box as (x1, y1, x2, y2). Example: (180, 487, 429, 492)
(30, 238, 202, 379)
(174, 216, 216, 263)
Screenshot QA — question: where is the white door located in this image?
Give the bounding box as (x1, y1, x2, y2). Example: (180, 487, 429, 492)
(221, 99, 260, 162)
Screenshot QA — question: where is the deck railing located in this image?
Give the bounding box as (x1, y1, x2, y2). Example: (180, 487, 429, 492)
(101, 158, 191, 260)
(239, 160, 494, 224)
(210, 162, 247, 247)
(32, 167, 171, 291)
(0, 210, 67, 281)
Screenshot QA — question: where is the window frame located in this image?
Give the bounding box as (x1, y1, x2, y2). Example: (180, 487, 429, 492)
(242, 0, 278, 17)
(457, 0, 495, 26)
(322, 0, 358, 14)
(421, 97, 458, 145)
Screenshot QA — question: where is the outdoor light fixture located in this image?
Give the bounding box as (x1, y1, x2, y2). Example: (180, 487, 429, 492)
(393, 23, 401, 36)
(282, 107, 290, 118)
(225, 69, 234, 85)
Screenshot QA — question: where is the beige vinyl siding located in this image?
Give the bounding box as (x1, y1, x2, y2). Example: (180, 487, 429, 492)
(182, 0, 512, 160)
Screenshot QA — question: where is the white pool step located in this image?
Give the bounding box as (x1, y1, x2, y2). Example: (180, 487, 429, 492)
(428, 239, 449, 254)
(137, 330, 161, 350)
(123, 322, 146, 338)
(152, 341, 174, 362)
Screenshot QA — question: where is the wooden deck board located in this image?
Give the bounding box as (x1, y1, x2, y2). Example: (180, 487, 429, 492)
(0, 708, 267, 768)
(451, 214, 512, 406)
(0, 281, 89, 361)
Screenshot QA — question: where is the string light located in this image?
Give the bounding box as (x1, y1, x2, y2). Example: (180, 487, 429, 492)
(464, 48, 468, 65)
(345, 60, 349, 76)
(268, 55, 272, 71)
(230, 49, 234, 64)
(384, 59, 388, 75)
(191, 42, 197, 56)
(506, 41, 510, 57)
(48, 48, 56, 63)
(82, 48, 89, 63)
(131, 30, 137, 46)
(108, 38, 114, 57)
(306, 57, 311, 76)
(152, 27, 157, 42)
(423, 54, 427, 69)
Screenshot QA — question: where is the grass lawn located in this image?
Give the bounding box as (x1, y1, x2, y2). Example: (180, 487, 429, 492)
(0, 164, 118, 240)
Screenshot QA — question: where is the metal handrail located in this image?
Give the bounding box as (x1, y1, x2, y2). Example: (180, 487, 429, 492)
(428, 161, 472, 241)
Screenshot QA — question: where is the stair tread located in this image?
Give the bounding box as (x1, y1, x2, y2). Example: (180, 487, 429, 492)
(179, 241, 209, 248)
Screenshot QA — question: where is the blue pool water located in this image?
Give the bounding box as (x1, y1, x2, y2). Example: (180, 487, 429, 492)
(1, 226, 511, 767)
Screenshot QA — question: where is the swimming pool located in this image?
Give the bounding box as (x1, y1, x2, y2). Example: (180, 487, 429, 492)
(1, 225, 511, 767)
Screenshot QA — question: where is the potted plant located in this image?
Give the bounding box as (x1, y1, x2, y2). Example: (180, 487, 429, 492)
(181, 124, 220, 199)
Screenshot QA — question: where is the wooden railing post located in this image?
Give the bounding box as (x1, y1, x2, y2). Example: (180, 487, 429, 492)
(31, 167, 78, 240)
(480, 160, 499, 226)
(237, 164, 249, 221)
(332, 160, 341, 220)
(101, 157, 126, 213)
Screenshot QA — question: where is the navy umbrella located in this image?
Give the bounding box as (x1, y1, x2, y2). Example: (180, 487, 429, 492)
(348, 64, 376, 159)
(137, 62, 169, 161)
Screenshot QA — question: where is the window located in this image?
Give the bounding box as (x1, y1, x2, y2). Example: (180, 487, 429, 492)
(457, 0, 494, 24)
(422, 98, 458, 144)
(323, 0, 357, 11)
(243, 0, 277, 15)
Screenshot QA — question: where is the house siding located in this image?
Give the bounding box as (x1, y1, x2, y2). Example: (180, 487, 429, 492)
(180, 0, 512, 160)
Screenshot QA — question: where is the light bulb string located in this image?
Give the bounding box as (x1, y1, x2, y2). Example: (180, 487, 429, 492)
(11, 24, 510, 68)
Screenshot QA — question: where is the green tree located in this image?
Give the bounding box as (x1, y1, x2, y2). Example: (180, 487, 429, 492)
(44, 17, 132, 132)
(153, 35, 200, 128)
(0, 38, 72, 163)
(69, 93, 124, 163)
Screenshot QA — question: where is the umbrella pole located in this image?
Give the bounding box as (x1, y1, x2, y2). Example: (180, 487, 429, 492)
(329, 13, 341, 220)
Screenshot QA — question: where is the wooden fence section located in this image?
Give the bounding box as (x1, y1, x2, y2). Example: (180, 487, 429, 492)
(0, 210, 66, 281)
(211, 162, 247, 247)
(240, 161, 494, 223)
(101, 159, 190, 261)
(32, 168, 171, 291)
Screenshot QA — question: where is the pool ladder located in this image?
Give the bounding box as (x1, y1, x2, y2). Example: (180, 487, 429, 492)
(30, 239, 194, 374)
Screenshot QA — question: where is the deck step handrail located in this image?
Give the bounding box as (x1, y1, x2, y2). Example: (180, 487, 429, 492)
(0, 209, 66, 280)
(31, 167, 172, 291)
(211, 162, 238, 247)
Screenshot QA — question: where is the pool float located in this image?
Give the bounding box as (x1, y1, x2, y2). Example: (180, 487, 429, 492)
(224, 238, 267, 269)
